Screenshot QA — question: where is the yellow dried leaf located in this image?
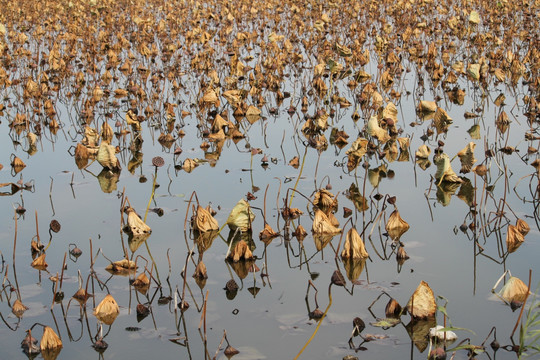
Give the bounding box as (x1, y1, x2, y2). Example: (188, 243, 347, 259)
(406, 281, 437, 319)
(94, 294, 119, 325)
(313, 188, 338, 213)
(40, 326, 62, 351)
(97, 142, 120, 170)
(499, 276, 529, 304)
(194, 206, 219, 232)
(367, 115, 390, 143)
(31, 253, 48, 270)
(12, 299, 28, 318)
(126, 207, 151, 235)
(385, 209, 410, 241)
(457, 142, 477, 174)
(312, 209, 341, 235)
(415, 145, 431, 159)
(417, 100, 437, 113)
(506, 224, 525, 253)
(227, 240, 253, 262)
(341, 227, 369, 259)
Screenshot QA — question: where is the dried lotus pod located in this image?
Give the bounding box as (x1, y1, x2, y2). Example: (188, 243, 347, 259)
(94, 294, 120, 325)
(97, 142, 120, 171)
(341, 227, 368, 259)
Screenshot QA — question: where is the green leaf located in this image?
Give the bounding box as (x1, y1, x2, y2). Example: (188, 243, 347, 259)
(370, 318, 401, 328)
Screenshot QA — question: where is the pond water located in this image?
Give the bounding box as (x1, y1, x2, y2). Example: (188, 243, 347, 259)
(0, 1, 538, 359)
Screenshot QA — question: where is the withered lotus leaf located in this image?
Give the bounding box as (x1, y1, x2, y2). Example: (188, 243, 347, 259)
(312, 209, 341, 235)
(341, 227, 368, 259)
(433, 107, 453, 134)
(434, 153, 463, 183)
(72, 288, 92, 305)
(10, 155, 26, 174)
(406, 317, 437, 352)
(105, 259, 137, 274)
(417, 100, 437, 113)
(516, 219, 530, 236)
(183, 158, 198, 173)
(367, 115, 390, 143)
(94, 294, 120, 325)
(313, 188, 338, 213)
(12, 299, 28, 318)
(125, 207, 151, 236)
(288, 156, 299, 168)
(101, 122, 113, 144)
(133, 272, 150, 287)
(31, 253, 48, 270)
(346, 137, 369, 159)
(385, 209, 410, 241)
(224, 345, 240, 357)
(292, 224, 308, 240)
(385, 298, 402, 318)
(406, 281, 437, 319)
(227, 240, 253, 262)
(498, 276, 530, 305)
(21, 329, 39, 355)
(226, 199, 255, 232)
(457, 142, 477, 174)
(40, 327, 62, 355)
(97, 142, 120, 171)
(397, 246, 409, 260)
(506, 224, 525, 253)
(193, 261, 208, 279)
(342, 258, 366, 282)
(193, 206, 219, 233)
(259, 223, 279, 242)
(74, 143, 89, 169)
(97, 169, 120, 193)
(415, 144, 431, 159)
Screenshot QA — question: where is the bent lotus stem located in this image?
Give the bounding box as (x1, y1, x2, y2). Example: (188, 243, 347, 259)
(294, 283, 333, 360)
